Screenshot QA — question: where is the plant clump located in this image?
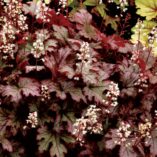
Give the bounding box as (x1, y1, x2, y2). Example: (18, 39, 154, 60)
(0, 0, 157, 157)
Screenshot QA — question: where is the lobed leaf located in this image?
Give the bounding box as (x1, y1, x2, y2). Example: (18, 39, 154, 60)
(0, 77, 40, 103)
(50, 136, 67, 157)
(135, 0, 157, 20)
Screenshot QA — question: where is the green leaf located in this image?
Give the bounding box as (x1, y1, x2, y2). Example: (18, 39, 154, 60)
(135, 0, 157, 20)
(62, 112, 75, 132)
(11, 152, 21, 157)
(61, 134, 75, 143)
(114, 0, 120, 4)
(0, 60, 7, 70)
(50, 136, 67, 157)
(68, 0, 74, 5)
(44, 0, 51, 4)
(37, 127, 54, 152)
(68, 0, 79, 9)
(96, 4, 106, 17)
(37, 127, 68, 157)
(83, 0, 98, 6)
(104, 15, 119, 31)
(131, 20, 157, 46)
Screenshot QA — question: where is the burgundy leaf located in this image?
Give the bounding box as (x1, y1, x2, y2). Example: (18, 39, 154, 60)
(44, 55, 57, 77)
(121, 87, 137, 97)
(105, 129, 118, 150)
(70, 9, 92, 25)
(136, 58, 146, 72)
(118, 59, 139, 87)
(49, 10, 72, 28)
(147, 129, 157, 156)
(44, 47, 72, 77)
(99, 63, 115, 80)
(99, 33, 132, 53)
(140, 93, 156, 111)
(16, 51, 29, 70)
(120, 144, 137, 157)
(19, 77, 40, 97)
(0, 85, 22, 103)
(0, 77, 40, 103)
(59, 66, 75, 79)
(67, 39, 81, 51)
(58, 47, 72, 67)
(70, 9, 97, 39)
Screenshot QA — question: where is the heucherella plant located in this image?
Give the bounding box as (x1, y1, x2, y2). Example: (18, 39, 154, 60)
(0, 0, 157, 157)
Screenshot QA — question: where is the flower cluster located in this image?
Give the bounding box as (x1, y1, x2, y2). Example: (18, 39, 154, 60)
(102, 81, 120, 113)
(3, 0, 28, 31)
(131, 50, 140, 62)
(0, 19, 15, 41)
(114, 121, 132, 147)
(72, 105, 103, 144)
(31, 32, 45, 59)
(0, 19, 16, 59)
(26, 111, 38, 128)
(138, 119, 152, 140)
(0, 0, 28, 60)
(108, 0, 128, 12)
(75, 42, 97, 81)
(0, 0, 157, 156)
(41, 85, 50, 101)
(57, 0, 67, 15)
(0, 43, 16, 60)
(59, 0, 67, 8)
(35, 1, 50, 23)
(77, 42, 91, 65)
(134, 73, 148, 92)
(148, 26, 157, 47)
(25, 65, 45, 73)
(134, 20, 145, 43)
(119, 0, 128, 12)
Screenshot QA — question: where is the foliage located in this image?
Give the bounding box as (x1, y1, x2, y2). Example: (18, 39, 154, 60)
(131, 0, 157, 56)
(135, 0, 157, 20)
(0, 0, 157, 157)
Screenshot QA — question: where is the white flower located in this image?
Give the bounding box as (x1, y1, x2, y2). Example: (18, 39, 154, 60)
(72, 105, 102, 144)
(26, 111, 38, 128)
